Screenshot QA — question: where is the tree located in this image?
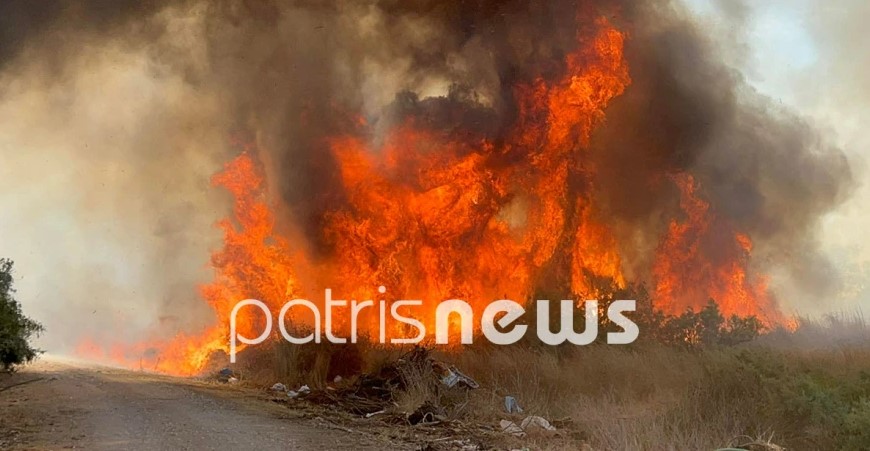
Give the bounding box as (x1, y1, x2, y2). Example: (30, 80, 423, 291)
(0, 259, 43, 371)
(657, 299, 765, 348)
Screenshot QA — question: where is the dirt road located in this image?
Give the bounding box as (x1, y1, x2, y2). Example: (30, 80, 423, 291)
(0, 357, 399, 450)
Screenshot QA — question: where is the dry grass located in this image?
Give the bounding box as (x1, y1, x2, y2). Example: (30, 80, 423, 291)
(442, 345, 739, 449)
(230, 316, 870, 450)
(391, 352, 439, 415)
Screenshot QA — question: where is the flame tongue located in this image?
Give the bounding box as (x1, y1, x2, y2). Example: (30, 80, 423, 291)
(652, 173, 776, 319)
(325, 16, 630, 334)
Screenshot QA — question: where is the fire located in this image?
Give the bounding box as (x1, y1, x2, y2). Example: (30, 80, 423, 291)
(75, 11, 780, 374)
(651, 173, 777, 320)
(323, 15, 630, 335)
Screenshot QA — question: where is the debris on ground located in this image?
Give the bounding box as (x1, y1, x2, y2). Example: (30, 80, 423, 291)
(270, 383, 287, 392)
(262, 348, 583, 450)
(500, 420, 526, 437)
(520, 416, 556, 434)
(364, 409, 386, 418)
(216, 367, 237, 383)
(302, 347, 477, 418)
(499, 416, 557, 437)
(433, 361, 480, 389)
(287, 384, 311, 399)
(504, 396, 523, 414)
(408, 401, 447, 425)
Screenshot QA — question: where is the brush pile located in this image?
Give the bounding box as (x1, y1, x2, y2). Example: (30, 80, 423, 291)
(296, 347, 478, 424)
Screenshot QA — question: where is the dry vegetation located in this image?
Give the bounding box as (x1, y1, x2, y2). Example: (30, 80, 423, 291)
(225, 309, 870, 451)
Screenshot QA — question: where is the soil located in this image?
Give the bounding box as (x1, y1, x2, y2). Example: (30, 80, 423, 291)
(0, 357, 410, 450)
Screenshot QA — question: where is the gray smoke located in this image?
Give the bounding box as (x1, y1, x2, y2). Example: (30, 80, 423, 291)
(590, 0, 853, 306)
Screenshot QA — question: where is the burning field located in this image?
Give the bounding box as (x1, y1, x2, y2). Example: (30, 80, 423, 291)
(2, 0, 868, 449)
(56, 0, 845, 375)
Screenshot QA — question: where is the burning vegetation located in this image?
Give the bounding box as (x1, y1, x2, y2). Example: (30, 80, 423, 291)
(135, 0, 833, 375)
(3, 0, 868, 448)
(7, 0, 844, 376)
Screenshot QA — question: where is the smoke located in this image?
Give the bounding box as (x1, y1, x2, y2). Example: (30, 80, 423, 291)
(590, 0, 853, 310)
(0, 0, 856, 353)
(766, 0, 870, 310)
(0, 0, 228, 352)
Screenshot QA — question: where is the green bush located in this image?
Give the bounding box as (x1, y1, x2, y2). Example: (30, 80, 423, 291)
(529, 276, 765, 349)
(0, 259, 43, 371)
(693, 348, 870, 449)
(657, 300, 765, 348)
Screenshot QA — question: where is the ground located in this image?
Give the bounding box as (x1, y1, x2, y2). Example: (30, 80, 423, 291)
(0, 357, 408, 450)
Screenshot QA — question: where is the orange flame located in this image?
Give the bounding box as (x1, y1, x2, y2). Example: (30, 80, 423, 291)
(323, 15, 630, 335)
(75, 12, 779, 374)
(652, 173, 778, 320)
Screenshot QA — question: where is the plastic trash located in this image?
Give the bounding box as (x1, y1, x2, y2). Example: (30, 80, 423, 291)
(520, 415, 556, 434)
(438, 365, 480, 389)
(500, 419, 526, 437)
(287, 384, 311, 399)
(500, 415, 557, 437)
(217, 367, 236, 383)
(504, 396, 523, 414)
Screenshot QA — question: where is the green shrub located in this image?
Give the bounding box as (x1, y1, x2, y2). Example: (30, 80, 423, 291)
(693, 348, 870, 449)
(0, 259, 43, 371)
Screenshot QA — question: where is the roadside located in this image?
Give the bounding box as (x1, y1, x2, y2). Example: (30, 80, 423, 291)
(0, 356, 408, 450)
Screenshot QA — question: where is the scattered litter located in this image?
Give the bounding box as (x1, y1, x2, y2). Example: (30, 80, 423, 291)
(296, 347, 480, 419)
(408, 401, 447, 425)
(500, 415, 557, 437)
(333, 375, 343, 384)
(520, 415, 556, 434)
(270, 383, 287, 392)
(500, 419, 526, 437)
(433, 362, 479, 389)
(227, 376, 239, 384)
(287, 384, 312, 399)
(504, 396, 523, 414)
(217, 367, 236, 383)
(364, 409, 386, 418)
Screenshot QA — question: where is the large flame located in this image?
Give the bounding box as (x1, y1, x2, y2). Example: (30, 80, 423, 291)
(323, 15, 630, 335)
(75, 12, 779, 375)
(651, 173, 777, 319)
